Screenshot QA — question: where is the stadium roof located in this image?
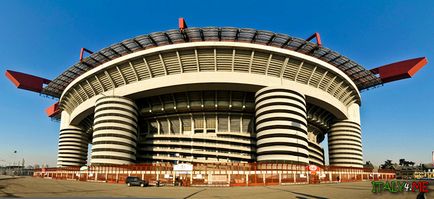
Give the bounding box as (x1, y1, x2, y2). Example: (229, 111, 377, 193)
(41, 27, 384, 98)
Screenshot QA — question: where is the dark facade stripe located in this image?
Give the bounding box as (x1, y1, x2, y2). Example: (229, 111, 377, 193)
(329, 161, 363, 165)
(257, 142, 308, 151)
(255, 89, 304, 100)
(329, 156, 363, 161)
(329, 151, 363, 157)
(256, 150, 309, 158)
(136, 151, 252, 160)
(255, 116, 307, 128)
(95, 106, 137, 117)
(58, 144, 88, 148)
(94, 113, 138, 123)
(93, 126, 137, 136)
(327, 142, 362, 148)
(58, 151, 87, 156)
(308, 148, 324, 157)
(58, 140, 89, 145)
(59, 147, 88, 153)
(92, 148, 136, 155)
(59, 132, 85, 137)
(255, 95, 306, 108)
(255, 109, 306, 122)
(96, 100, 138, 112)
(92, 141, 136, 149)
(140, 137, 255, 147)
(58, 160, 86, 164)
(308, 142, 323, 151)
(330, 125, 361, 132)
(328, 147, 363, 152)
(93, 133, 137, 142)
(257, 133, 308, 143)
(60, 128, 82, 132)
(331, 121, 361, 127)
(96, 95, 135, 102)
(58, 155, 87, 160)
(94, 119, 137, 126)
(328, 137, 362, 144)
(59, 136, 88, 141)
(91, 155, 135, 162)
(309, 155, 324, 162)
(148, 143, 253, 154)
(255, 102, 306, 115)
(256, 125, 307, 135)
(328, 133, 361, 140)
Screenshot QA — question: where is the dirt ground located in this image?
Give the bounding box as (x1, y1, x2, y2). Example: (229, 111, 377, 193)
(0, 176, 432, 199)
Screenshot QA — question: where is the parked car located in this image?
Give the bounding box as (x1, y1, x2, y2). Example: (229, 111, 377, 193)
(125, 176, 148, 187)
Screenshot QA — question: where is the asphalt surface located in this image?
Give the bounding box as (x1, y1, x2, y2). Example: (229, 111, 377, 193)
(0, 176, 432, 198)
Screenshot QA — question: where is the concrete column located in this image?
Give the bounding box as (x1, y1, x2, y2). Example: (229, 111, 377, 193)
(279, 173, 282, 184)
(228, 174, 231, 185)
(91, 96, 138, 165)
(255, 87, 309, 164)
(57, 113, 89, 167)
(328, 103, 363, 168)
(263, 173, 266, 185)
(246, 174, 249, 186)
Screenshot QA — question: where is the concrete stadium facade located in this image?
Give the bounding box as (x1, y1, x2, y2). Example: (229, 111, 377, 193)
(56, 39, 363, 168)
(7, 24, 426, 170)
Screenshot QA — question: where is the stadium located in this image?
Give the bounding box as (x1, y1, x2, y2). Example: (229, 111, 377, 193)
(6, 19, 427, 171)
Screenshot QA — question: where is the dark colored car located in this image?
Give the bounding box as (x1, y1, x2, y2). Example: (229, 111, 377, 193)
(125, 176, 148, 187)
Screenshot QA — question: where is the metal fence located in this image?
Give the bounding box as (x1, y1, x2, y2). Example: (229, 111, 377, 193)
(33, 163, 396, 186)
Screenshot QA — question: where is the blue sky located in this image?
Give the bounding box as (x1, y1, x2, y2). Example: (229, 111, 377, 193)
(0, 0, 433, 167)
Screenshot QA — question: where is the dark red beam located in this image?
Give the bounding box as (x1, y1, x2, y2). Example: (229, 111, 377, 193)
(45, 102, 60, 117)
(79, 48, 94, 62)
(5, 70, 51, 93)
(179, 18, 188, 30)
(370, 57, 428, 83)
(306, 32, 322, 46)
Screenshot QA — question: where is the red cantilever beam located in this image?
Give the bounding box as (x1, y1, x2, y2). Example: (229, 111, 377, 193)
(79, 48, 94, 62)
(179, 17, 188, 30)
(45, 102, 60, 117)
(306, 32, 322, 46)
(370, 57, 428, 83)
(5, 70, 51, 93)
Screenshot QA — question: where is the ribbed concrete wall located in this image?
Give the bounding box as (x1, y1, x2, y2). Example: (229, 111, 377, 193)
(328, 120, 363, 168)
(57, 125, 88, 167)
(255, 87, 309, 164)
(91, 96, 138, 165)
(308, 141, 324, 166)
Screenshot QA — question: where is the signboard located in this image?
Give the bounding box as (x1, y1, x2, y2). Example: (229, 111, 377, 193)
(174, 163, 193, 171)
(306, 165, 320, 174)
(307, 165, 319, 172)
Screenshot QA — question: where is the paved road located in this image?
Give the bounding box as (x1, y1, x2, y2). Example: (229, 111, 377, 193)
(0, 176, 432, 198)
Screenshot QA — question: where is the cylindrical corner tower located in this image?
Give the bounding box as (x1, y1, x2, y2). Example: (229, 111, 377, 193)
(57, 125, 88, 167)
(91, 96, 139, 165)
(255, 87, 309, 164)
(328, 120, 363, 168)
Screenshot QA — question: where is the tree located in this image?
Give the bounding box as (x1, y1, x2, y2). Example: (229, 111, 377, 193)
(363, 161, 374, 169)
(399, 159, 415, 166)
(380, 160, 394, 169)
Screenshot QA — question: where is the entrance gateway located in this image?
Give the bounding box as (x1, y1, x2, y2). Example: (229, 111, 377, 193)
(173, 163, 193, 186)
